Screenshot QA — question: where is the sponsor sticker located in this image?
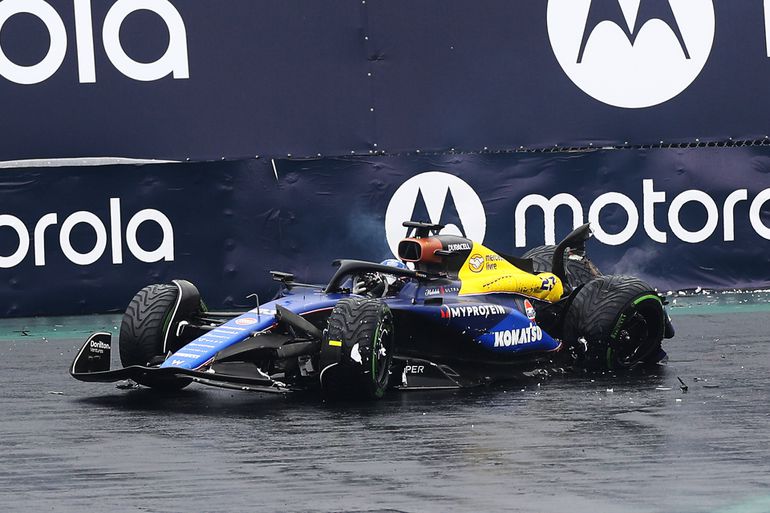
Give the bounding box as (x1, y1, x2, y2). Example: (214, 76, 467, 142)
(524, 299, 536, 321)
(89, 339, 110, 353)
(425, 286, 460, 297)
(468, 254, 484, 273)
(248, 308, 277, 316)
(493, 325, 543, 347)
(172, 352, 200, 358)
(441, 304, 506, 319)
(235, 317, 258, 326)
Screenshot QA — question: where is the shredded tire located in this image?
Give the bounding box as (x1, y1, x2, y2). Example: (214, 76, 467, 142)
(522, 244, 601, 288)
(563, 275, 665, 370)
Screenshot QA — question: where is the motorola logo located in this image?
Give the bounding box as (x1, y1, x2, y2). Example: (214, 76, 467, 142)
(547, 0, 715, 108)
(0, 0, 188, 85)
(384, 172, 486, 258)
(0, 198, 174, 268)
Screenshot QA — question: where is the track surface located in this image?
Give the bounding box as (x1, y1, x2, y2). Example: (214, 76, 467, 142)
(2, 293, 770, 513)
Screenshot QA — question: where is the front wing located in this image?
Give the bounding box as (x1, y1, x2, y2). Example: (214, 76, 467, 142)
(70, 332, 290, 393)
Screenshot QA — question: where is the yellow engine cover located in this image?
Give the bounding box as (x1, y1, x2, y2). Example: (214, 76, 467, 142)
(458, 243, 563, 302)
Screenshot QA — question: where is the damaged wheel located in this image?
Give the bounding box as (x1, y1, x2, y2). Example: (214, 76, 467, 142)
(522, 244, 601, 288)
(563, 275, 666, 371)
(319, 298, 394, 400)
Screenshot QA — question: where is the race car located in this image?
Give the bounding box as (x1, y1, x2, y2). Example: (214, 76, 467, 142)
(70, 221, 674, 399)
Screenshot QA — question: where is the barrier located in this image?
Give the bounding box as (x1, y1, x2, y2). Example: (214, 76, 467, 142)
(1, 148, 769, 316)
(1, 1, 770, 160)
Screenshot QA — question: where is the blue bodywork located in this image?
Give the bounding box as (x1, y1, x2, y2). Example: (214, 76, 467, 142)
(161, 278, 560, 372)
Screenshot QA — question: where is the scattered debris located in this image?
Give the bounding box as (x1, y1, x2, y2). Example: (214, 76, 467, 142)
(656, 387, 672, 391)
(46, 391, 64, 395)
(703, 384, 720, 389)
(677, 377, 689, 393)
(116, 380, 139, 390)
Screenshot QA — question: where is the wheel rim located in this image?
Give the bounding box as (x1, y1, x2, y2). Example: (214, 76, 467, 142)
(609, 295, 664, 368)
(370, 312, 393, 396)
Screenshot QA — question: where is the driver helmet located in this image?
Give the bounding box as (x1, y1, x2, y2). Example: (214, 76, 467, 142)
(379, 259, 408, 291)
(380, 259, 407, 270)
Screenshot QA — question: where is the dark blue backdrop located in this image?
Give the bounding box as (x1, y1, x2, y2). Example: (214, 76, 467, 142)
(1, 147, 769, 316)
(0, 1, 769, 161)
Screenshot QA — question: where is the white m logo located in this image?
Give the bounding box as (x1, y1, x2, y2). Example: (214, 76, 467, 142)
(547, 0, 715, 108)
(384, 172, 486, 257)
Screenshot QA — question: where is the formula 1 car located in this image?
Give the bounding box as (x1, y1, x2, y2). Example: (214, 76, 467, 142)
(71, 222, 674, 399)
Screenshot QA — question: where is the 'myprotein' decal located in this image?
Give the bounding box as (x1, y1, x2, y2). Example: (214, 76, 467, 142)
(441, 304, 505, 319)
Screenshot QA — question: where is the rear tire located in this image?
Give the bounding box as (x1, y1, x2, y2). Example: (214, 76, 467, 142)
(320, 298, 394, 400)
(522, 245, 601, 288)
(563, 275, 665, 371)
(120, 284, 192, 390)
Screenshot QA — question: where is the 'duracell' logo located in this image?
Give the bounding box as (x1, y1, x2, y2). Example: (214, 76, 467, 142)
(547, 0, 715, 108)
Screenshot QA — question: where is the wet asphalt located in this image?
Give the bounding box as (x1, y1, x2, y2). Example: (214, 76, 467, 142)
(1, 293, 770, 513)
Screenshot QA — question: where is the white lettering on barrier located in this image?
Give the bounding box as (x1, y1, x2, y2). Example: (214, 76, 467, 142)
(588, 192, 639, 246)
(0, 0, 188, 84)
(643, 178, 667, 243)
(514, 179, 770, 247)
(102, 0, 189, 82)
(515, 193, 583, 248)
(0, 198, 174, 268)
(750, 189, 770, 239)
(0, 214, 29, 268)
(723, 190, 748, 242)
(59, 211, 108, 266)
(668, 190, 719, 244)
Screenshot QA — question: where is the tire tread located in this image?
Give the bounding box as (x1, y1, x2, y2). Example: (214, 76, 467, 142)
(119, 284, 177, 367)
(323, 298, 393, 399)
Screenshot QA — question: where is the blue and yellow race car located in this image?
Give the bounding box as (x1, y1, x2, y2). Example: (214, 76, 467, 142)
(71, 221, 674, 400)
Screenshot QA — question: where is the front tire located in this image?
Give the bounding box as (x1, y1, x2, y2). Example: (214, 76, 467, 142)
(563, 275, 666, 371)
(120, 283, 196, 390)
(320, 298, 394, 400)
